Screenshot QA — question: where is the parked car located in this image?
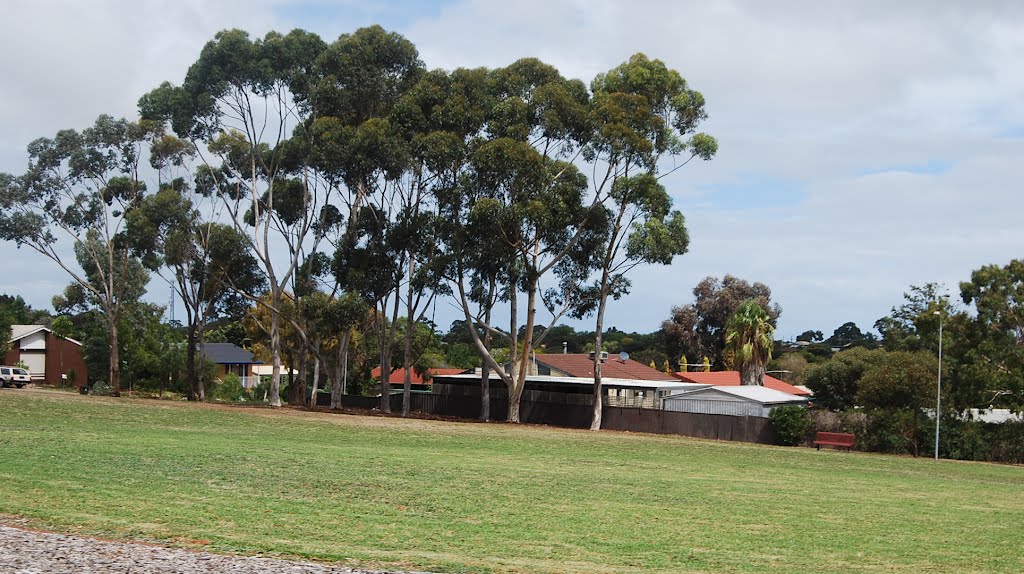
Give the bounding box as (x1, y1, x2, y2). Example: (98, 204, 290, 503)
(0, 366, 31, 388)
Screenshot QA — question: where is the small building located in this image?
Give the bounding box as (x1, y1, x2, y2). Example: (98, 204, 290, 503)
(663, 385, 807, 418)
(5, 325, 88, 387)
(200, 343, 262, 388)
(673, 370, 812, 397)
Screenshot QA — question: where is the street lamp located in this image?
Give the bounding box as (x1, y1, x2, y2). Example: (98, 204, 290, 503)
(933, 310, 943, 461)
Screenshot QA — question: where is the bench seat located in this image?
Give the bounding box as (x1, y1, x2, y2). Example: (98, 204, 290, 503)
(813, 431, 855, 451)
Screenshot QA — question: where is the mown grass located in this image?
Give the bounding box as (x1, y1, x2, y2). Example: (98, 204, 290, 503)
(0, 388, 1022, 573)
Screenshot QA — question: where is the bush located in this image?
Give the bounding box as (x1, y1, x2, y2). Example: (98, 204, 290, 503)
(212, 373, 247, 403)
(770, 405, 810, 446)
(90, 381, 114, 396)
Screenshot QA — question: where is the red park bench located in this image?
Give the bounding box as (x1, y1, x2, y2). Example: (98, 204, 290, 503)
(813, 431, 855, 451)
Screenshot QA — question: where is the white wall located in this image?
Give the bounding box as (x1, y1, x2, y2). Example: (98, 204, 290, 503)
(19, 331, 46, 351)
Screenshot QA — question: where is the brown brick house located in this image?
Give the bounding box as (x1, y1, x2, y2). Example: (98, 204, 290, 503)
(5, 325, 88, 387)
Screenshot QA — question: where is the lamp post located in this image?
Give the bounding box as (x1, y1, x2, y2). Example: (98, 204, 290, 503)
(933, 310, 943, 461)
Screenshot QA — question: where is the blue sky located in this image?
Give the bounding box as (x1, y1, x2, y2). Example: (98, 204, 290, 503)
(2, 0, 1023, 340)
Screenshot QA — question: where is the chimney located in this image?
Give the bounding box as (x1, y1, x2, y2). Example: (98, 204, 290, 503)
(563, 341, 568, 354)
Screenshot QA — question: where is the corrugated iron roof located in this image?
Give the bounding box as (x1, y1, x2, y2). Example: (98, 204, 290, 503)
(537, 354, 677, 381)
(674, 371, 811, 396)
(666, 385, 808, 405)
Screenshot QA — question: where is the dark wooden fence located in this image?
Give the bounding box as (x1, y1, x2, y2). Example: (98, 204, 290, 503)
(319, 391, 777, 444)
(602, 407, 775, 443)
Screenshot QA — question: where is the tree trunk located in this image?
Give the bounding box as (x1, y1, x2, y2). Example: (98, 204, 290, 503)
(402, 258, 415, 417)
(480, 362, 491, 421)
(195, 320, 207, 402)
(591, 293, 608, 431)
(506, 283, 521, 423)
(739, 361, 754, 386)
(269, 292, 283, 407)
(185, 324, 198, 401)
(109, 318, 121, 396)
(509, 272, 540, 423)
(289, 348, 307, 406)
(330, 332, 350, 410)
(480, 278, 495, 422)
(508, 367, 523, 424)
(378, 303, 392, 414)
(309, 342, 321, 408)
(592, 202, 626, 430)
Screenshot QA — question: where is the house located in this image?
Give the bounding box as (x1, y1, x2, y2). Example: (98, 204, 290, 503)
(663, 385, 808, 418)
(372, 366, 469, 392)
(534, 352, 678, 381)
(4, 325, 88, 387)
(673, 370, 812, 397)
(200, 343, 262, 388)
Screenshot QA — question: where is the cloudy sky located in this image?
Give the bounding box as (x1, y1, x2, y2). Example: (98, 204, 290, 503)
(2, 0, 1023, 339)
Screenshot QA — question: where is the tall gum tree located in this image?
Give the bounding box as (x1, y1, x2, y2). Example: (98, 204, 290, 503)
(585, 54, 717, 430)
(394, 67, 499, 419)
(389, 67, 494, 416)
(140, 29, 331, 406)
(307, 26, 425, 413)
(0, 115, 156, 395)
(442, 59, 608, 423)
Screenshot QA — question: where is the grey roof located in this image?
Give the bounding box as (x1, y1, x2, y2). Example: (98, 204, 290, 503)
(665, 385, 808, 406)
(200, 343, 262, 365)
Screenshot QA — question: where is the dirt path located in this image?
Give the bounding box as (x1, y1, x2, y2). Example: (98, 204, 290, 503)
(0, 524, 433, 574)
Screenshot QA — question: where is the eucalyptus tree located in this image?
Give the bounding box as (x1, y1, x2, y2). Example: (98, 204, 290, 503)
(128, 184, 263, 400)
(724, 299, 776, 386)
(584, 54, 717, 429)
(0, 115, 157, 395)
(392, 66, 501, 418)
(960, 260, 1024, 411)
(306, 26, 425, 412)
(387, 67, 496, 415)
(139, 28, 332, 406)
(317, 292, 368, 409)
(441, 59, 609, 423)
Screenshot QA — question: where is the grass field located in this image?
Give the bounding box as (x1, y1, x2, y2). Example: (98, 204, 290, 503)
(1, 388, 1022, 574)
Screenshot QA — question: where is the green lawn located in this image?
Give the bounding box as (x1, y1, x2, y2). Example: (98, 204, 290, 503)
(0, 389, 1021, 573)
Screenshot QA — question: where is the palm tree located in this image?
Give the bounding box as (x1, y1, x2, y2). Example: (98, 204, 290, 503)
(724, 299, 775, 386)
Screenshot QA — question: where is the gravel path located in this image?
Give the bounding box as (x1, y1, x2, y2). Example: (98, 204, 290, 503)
(0, 525, 432, 574)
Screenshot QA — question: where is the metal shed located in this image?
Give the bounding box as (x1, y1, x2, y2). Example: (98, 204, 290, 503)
(662, 385, 807, 418)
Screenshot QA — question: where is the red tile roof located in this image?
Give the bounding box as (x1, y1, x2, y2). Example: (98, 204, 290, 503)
(372, 366, 467, 385)
(673, 371, 811, 396)
(536, 354, 678, 380)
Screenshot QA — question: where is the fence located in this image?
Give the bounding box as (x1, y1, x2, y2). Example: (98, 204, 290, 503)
(321, 391, 776, 444)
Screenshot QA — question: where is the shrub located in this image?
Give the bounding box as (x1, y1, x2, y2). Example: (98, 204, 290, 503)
(90, 381, 114, 396)
(770, 405, 810, 446)
(212, 373, 247, 403)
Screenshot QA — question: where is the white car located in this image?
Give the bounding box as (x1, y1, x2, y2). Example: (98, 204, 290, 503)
(0, 366, 30, 388)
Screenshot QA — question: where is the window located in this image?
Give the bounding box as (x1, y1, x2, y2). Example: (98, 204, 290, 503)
(14, 368, 28, 375)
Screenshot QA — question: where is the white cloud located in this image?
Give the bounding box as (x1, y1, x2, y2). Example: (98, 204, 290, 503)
(2, 0, 1023, 340)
